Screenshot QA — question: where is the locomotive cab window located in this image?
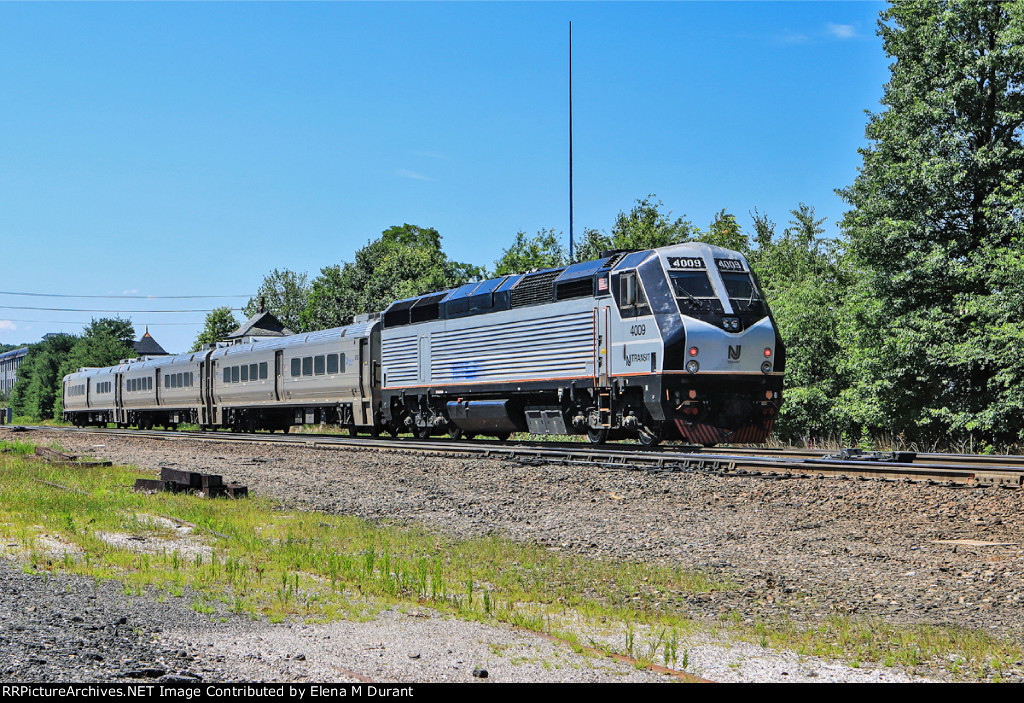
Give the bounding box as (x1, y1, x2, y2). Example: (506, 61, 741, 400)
(720, 272, 764, 314)
(669, 271, 717, 312)
(617, 271, 650, 317)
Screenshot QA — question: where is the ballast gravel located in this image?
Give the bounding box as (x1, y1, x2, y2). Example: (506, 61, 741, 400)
(6, 427, 1024, 683)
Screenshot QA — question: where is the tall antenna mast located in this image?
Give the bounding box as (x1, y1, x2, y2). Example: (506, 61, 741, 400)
(568, 21, 574, 261)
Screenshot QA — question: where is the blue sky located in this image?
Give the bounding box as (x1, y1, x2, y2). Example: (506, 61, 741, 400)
(0, 1, 889, 354)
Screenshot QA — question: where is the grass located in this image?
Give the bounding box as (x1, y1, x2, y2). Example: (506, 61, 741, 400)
(0, 437, 1021, 681)
(0, 437, 725, 627)
(742, 616, 1023, 681)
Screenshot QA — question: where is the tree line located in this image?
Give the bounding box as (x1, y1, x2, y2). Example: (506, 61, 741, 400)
(8, 1, 1024, 450)
(5, 319, 136, 421)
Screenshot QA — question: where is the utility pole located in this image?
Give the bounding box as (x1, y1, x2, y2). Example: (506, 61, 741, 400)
(568, 21, 574, 262)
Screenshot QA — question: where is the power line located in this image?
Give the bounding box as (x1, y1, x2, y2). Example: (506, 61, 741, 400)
(0, 305, 243, 313)
(0, 318, 208, 326)
(0, 291, 250, 299)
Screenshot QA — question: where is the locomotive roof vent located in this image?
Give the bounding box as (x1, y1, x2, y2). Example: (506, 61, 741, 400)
(510, 269, 561, 308)
(600, 248, 640, 258)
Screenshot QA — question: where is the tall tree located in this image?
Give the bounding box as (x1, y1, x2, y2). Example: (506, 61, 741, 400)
(493, 229, 568, 275)
(753, 206, 851, 442)
(574, 196, 695, 262)
(10, 334, 77, 420)
(697, 209, 749, 253)
(301, 224, 485, 330)
(191, 307, 240, 352)
(243, 268, 310, 333)
(9, 317, 137, 421)
(55, 317, 137, 418)
(838, 0, 1024, 445)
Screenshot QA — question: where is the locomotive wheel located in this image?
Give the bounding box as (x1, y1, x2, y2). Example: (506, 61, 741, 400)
(386, 424, 400, 437)
(636, 425, 663, 447)
(587, 428, 608, 444)
(447, 426, 463, 440)
(413, 425, 432, 440)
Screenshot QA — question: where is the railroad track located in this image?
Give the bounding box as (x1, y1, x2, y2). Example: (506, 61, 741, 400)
(10, 425, 1024, 488)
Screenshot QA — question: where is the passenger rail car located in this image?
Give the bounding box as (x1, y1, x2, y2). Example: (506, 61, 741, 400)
(207, 320, 380, 433)
(63, 243, 784, 446)
(63, 319, 381, 434)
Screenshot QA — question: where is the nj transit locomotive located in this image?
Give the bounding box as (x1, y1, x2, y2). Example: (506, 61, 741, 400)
(63, 243, 784, 446)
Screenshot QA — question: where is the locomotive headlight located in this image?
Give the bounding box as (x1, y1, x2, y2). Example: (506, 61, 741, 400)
(761, 361, 773, 374)
(722, 317, 740, 332)
(686, 360, 700, 374)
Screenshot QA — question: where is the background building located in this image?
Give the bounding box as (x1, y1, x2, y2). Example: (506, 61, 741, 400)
(0, 347, 28, 396)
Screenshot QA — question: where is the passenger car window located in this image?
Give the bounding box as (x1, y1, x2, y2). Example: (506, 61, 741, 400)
(259, 362, 268, 380)
(291, 358, 301, 377)
(314, 355, 325, 375)
(326, 354, 338, 374)
(302, 357, 313, 376)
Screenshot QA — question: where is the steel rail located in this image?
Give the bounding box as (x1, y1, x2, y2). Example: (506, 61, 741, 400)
(702, 445, 1024, 469)
(13, 425, 1023, 488)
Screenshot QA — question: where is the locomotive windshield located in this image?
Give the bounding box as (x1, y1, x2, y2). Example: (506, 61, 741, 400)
(669, 271, 714, 298)
(720, 271, 764, 314)
(669, 271, 717, 312)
